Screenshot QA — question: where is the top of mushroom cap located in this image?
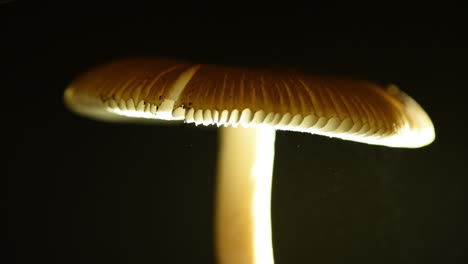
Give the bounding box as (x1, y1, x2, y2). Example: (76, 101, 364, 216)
(64, 57, 435, 148)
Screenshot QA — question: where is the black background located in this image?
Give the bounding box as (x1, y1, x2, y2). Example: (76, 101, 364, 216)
(3, 2, 468, 264)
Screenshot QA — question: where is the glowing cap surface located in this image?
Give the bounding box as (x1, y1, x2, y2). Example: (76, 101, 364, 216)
(64, 57, 435, 148)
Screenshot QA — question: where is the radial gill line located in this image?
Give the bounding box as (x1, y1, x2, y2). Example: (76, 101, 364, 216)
(209, 78, 219, 109)
(281, 79, 294, 113)
(219, 73, 228, 108)
(287, 76, 307, 115)
(336, 90, 358, 123)
(141, 65, 186, 101)
(297, 77, 320, 117)
(350, 95, 370, 126)
(273, 81, 286, 114)
(131, 77, 149, 103)
(111, 73, 138, 101)
(250, 79, 256, 111)
(324, 85, 345, 120)
(259, 76, 270, 112)
(122, 74, 147, 102)
(240, 73, 246, 107)
(166, 64, 201, 102)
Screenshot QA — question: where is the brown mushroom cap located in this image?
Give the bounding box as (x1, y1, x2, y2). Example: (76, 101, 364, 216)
(64, 57, 435, 148)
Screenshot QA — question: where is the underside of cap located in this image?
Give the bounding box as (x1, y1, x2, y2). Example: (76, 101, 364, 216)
(64, 57, 435, 148)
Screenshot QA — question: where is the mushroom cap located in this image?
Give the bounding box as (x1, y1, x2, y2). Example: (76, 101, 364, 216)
(64, 57, 435, 148)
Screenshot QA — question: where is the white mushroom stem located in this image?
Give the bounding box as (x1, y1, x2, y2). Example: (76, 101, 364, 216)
(216, 126, 276, 264)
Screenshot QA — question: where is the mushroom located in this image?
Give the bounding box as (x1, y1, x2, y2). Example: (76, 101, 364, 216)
(64, 57, 435, 264)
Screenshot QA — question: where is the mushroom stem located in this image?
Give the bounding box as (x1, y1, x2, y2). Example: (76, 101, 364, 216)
(216, 126, 276, 264)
